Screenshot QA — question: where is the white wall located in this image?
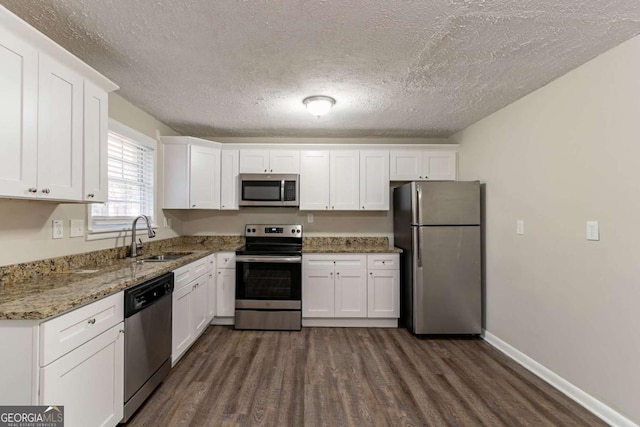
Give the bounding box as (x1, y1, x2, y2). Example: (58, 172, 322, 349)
(0, 93, 182, 267)
(451, 35, 640, 424)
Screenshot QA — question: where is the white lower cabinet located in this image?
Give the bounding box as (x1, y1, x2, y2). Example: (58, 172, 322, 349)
(171, 259, 212, 365)
(367, 253, 400, 318)
(206, 254, 217, 322)
(215, 252, 236, 321)
(40, 322, 124, 427)
(303, 253, 399, 327)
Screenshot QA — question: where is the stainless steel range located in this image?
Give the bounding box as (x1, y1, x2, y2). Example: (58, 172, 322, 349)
(235, 224, 302, 331)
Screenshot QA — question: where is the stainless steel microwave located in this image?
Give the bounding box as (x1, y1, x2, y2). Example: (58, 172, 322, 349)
(239, 174, 299, 207)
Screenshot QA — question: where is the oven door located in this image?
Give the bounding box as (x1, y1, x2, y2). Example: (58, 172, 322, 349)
(235, 255, 302, 309)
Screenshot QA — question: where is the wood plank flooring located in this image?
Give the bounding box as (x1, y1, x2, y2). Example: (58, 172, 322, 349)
(126, 326, 605, 427)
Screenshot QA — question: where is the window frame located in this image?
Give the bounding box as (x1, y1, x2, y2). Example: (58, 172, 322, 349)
(86, 119, 158, 241)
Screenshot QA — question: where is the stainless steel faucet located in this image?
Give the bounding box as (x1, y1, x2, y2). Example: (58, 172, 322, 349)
(129, 215, 156, 257)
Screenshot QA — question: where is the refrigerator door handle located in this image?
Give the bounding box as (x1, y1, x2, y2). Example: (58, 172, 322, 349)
(416, 184, 422, 225)
(416, 226, 422, 267)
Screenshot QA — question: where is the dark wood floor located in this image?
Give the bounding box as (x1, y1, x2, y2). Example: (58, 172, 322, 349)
(127, 326, 605, 427)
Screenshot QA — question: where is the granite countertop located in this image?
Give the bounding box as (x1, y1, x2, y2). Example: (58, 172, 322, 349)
(302, 237, 402, 254)
(0, 235, 399, 321)
(0, 240, 242, 321)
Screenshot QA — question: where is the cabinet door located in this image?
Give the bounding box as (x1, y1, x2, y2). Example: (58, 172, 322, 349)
(207, 271, 216, 321)
(389, 151, 423, 181)
(0, 27, 38, 198)
(269, 150, 300, 173)
(37, 53, 83, 201)
(330, 151, 359, 210)
(334, 266, 367, 317)
(423, 151, 457, 181)
(302, 268, 335, 318)
(239, 149, 269, 173)
(162, 143, 189, 208)
(83, 80, 108, 202)
(216, 269, 236, 317)
(299, 151, 330, 210)
(192, 278, 209, 337)
(172, 284, 193, 363)
(190, 145, 220, 209)
(40, 323, 124, 427)
(367, 270, 400, 318)
(220, 149, 239, 210)
(359, 150, 389, 210)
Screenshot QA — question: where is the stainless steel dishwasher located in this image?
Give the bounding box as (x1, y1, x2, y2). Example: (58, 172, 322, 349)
(123, 272, 174, 422)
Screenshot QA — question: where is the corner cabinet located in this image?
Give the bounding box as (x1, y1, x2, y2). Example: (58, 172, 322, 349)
(162, 138, 221, 209)
(0, 8, 117, 202)
(390, 150, 457, 181)
(302, 253, 399, 327)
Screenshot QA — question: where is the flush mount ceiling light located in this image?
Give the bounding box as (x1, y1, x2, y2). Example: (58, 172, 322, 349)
(303, 95, 336, 117)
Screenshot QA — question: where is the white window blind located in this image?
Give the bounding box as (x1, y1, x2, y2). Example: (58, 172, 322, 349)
(90, 129, 155, 232)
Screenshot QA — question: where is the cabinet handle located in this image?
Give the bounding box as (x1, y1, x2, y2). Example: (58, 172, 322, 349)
(419, 176, 423, 179)
(119, 329, 125, 334)
(28, 187, 37, 193)
(370, 272, 373, 275)
(270, 169, 273, 172)
(42, 188, 50, 194)
(264, 169, 267, 172)
(362, 206, 365, 209)
(192, 204, 196, 207)
(325, 206, 328, 209)
(336, 272, 340, 275)
(332, 206, 335, 209)
(87, 318, 96, 325)
(87, 193, 94, 198)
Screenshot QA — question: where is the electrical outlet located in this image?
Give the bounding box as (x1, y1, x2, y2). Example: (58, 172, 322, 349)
(307, 213, 314, 223)
(52, 220, 63, 239)
(516, 219, 524, 235)
(70, 219, 84, 238)
(586, 221, 599, 241)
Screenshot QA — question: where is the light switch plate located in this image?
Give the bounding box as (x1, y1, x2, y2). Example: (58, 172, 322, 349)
(586, 221, 599, 241)
(307, 213, 314, 223)
(52, 220, 63, 239)
(70, 219, 84, 238)
(516, 219, 524, 235)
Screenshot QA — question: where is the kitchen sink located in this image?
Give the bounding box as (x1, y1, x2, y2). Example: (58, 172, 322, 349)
(138, 252, 194, 262)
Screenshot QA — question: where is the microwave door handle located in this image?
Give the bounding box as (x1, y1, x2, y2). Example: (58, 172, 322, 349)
(281, 180, 285, 202)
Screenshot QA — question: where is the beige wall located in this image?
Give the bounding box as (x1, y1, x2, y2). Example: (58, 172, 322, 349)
(451, 35, 640, 423)
(0, 93, 182, 267)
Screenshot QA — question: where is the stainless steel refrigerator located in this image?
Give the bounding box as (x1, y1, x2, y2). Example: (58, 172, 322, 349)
(393, 181, 481, 335)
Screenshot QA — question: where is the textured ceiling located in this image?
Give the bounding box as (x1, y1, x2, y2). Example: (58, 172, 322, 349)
(2, 0, 640, 138)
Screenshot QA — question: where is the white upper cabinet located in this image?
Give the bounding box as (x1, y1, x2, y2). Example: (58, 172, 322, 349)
(359, 151, 389, 210)
(0, 9, 118, 202)
(330, 151, 360, 210)
(83, 80, 108, 202)
(0, 26, 38, 198)
(190, 144, 220, 209)
(299, 151, 330, 210)
(220, 150, 239, 210)
(37, 53, 84, 201)
(163, 138, 221, 209)
(239, 149, 300, 173)
(390, 150, 457, 181)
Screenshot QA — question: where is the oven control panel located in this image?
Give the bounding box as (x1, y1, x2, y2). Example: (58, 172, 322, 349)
(245, 224, 302, 237)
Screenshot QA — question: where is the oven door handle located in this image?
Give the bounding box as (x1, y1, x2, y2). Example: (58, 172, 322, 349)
(236, 255, 302, 263)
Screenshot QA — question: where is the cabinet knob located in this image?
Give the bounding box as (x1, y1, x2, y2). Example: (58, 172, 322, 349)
(370, 272, 373, 275)
(264, 169, 267, 172)
(325, 206, 328, 209)
(336, 272, 340, 275)
(332, 206, 335, 209)
(270, 169, 273, 172)
(42, 188, 50, 194)
(362, 206, 365, 209)
(87, 318, 96, 325)
(28, 187, 37, 193)
(119, 329, 125, 334)
(419, 176, 423, 179)
(87, 193, 94, 198)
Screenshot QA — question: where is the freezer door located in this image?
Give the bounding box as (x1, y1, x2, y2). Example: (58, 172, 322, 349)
(414, 181, 480, 225)
(413, 225, 481, 334)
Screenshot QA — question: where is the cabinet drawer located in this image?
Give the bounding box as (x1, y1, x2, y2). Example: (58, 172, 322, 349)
(216, 252, 236, 269)
(304, 254, 366, 269)
(173, 257, 209, 291)
(367, 254, 399, 270)
(40, 292, 123, 366)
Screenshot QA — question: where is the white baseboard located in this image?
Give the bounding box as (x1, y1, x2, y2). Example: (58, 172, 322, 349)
(211, 317, 234, 326)
(483, 330, 637, 427)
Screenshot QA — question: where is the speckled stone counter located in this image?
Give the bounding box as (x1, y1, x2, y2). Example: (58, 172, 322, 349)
(0, 236, 243, 320)
(302, 237, 401, 253)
